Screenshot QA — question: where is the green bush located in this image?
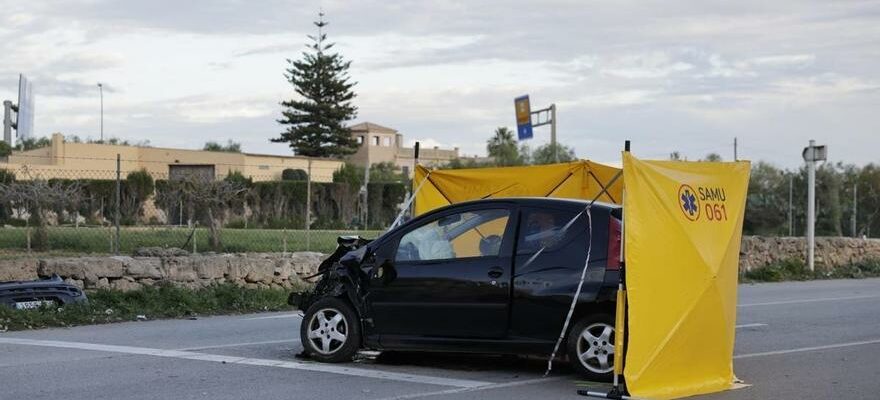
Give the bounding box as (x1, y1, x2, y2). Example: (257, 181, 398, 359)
(743, 258, 880, 282)
(281, 168, 309, 181)
(0, 141, 11, 157)
(0, 169, 15, 223)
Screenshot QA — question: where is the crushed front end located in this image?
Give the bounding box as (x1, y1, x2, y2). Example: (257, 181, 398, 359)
(288, 235, 372, 314)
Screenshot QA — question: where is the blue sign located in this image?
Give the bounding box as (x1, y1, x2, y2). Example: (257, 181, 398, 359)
(517, 124, 533, 140)
(514, 95, 533, 140)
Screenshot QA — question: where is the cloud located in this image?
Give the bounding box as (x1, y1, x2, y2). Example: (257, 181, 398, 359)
(599, 52, 695, 79)
(0, 0, 877, 169)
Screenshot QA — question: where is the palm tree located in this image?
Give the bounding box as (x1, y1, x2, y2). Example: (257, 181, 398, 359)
(487, 127, 522, 166)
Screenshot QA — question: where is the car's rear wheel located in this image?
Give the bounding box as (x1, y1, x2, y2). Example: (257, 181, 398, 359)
(300, 297, 360, 362)
(567, 314, 615, 382)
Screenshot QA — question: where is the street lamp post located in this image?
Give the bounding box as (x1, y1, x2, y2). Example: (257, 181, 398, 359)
(97, 83, 104, 142)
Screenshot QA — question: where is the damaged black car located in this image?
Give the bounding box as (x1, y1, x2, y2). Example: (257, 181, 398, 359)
(1, 274, 88, 310)
(290, 197, 622, 381)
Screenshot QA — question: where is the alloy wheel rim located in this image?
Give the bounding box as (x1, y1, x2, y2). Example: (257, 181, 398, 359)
(307, 308, 348, 355)
(576, 322, 615, 374)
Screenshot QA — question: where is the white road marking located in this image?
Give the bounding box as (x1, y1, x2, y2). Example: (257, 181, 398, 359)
(738, 294, 880, 307)
(374, 376, 568, 400)
(734, 338, 880, 359)
(244, 313, 303, 320)
(735, 323, 767, 329)
(0, 338, 491, 388)
(178, 338, 300, 351)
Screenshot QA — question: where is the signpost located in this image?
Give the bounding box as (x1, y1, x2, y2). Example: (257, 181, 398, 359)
(514, 94, 558, 162)
(514, 95, 533, 140)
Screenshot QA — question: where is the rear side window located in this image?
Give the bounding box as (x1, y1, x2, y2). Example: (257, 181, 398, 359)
(517, 207, 579, 254)
(396, 209, 510, 262)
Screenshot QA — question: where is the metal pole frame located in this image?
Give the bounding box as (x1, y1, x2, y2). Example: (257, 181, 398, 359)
(530, 103, 558, 163)
(580, 140, 630, 399)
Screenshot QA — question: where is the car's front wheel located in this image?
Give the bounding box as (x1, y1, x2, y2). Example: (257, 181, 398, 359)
(300, 297, 360, 362)
(567, 314, 616, 382)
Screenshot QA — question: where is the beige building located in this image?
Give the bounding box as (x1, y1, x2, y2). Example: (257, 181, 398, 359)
(2, 133, 343, 182)
(348, 122, 459, 176)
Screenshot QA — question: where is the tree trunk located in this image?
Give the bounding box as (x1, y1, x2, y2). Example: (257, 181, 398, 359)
(33, 206, 49, 251)
(207, 207, 222, 251)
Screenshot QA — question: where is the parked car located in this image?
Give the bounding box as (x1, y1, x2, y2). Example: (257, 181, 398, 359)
(290, 198, 622, 381)
(0, 274, 88, 310)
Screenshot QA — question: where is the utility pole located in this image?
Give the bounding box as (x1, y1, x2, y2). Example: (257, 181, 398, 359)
(115, 153, 121, 254)
(852, 183, 858, 237)
(806, 141, 815, 272)
(550, 104, 558, 163)
(362, 164, 370, 228)
(97, 83, 104, 141)
(3, 100, 13, 144)
(734, 137, 738, 161)
(788, 174, 794, 237)
(306, 158, 312, 250)
(803, 140, 827, 272)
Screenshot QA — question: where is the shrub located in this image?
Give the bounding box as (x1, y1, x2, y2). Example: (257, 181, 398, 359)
(281, 168, 309, 181)
(743, 257, 880, 282)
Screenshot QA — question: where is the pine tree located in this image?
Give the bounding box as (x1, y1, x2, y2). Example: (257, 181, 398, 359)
(273, 12, 358, 158)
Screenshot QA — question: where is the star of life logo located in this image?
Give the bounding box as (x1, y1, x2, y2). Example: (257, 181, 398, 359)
(678, 184, 700, 221)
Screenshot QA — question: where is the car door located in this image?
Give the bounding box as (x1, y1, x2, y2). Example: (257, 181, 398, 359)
(367, 205, 517, 340)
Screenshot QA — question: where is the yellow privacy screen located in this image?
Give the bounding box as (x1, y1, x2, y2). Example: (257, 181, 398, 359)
(412, 160, 622, 216)
(622, 154, 750, 399)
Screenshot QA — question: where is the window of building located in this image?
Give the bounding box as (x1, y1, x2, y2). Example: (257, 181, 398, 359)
(373, 136, 380, 146)
(383, 136, 391, 147)
(357, 135, 364, 145)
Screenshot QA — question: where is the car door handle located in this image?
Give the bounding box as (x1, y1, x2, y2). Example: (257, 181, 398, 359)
(487, 267, 504, 279)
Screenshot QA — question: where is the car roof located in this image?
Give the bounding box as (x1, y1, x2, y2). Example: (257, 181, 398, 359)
(377, 197, 621, 245)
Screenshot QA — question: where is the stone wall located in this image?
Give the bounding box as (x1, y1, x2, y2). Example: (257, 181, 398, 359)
(739, 236, 880, 271)
(0, 252, 325, 291)
(2, 236, 880, 290)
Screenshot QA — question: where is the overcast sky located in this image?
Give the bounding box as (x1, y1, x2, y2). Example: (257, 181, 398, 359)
(1, 0, 878, 168)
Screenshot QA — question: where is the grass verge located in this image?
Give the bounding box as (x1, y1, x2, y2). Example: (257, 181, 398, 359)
(0, 283, 303, 331)
(742, 258, 880, 283)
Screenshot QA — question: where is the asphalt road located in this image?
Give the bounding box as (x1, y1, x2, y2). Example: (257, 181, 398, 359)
(1, 278, 879, 400)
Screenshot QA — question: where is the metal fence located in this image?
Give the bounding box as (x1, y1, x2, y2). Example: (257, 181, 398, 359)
(0, 155, 395, 255)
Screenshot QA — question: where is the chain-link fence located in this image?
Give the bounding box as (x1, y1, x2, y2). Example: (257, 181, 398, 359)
(0, 155, 401, 255)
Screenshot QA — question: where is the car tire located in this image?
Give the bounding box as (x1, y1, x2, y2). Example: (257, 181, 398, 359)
(567, 314, 616, 382)
(300, 297, 361, 363)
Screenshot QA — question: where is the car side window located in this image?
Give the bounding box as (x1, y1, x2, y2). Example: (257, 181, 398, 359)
(517, 208, 579, 254)
(395, 209, 510, 262)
